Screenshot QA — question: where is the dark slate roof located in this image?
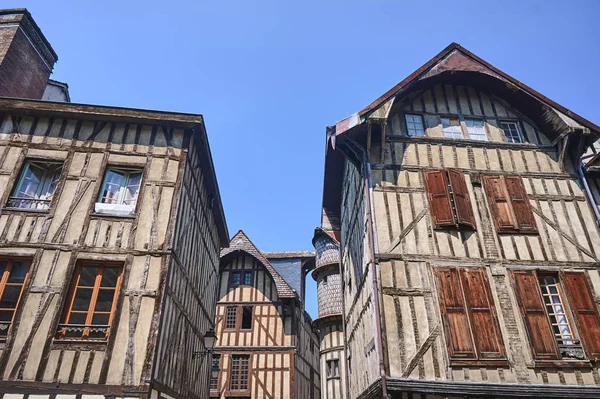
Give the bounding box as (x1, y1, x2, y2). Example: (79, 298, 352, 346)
(221, 230, 296, 298)
(263, 251, 314, 259)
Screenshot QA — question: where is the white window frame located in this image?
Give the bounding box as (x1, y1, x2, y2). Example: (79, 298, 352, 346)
(441, 117, 463, 139)
(405, 114, 425, 136)
(500, 121, 524, 143)
(465, 119, 487, 141)
(8, 160, 63, 210)
(94, 167, 143, 216)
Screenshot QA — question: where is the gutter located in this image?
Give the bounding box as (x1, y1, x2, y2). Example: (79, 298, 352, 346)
(580, 154, 600, 227)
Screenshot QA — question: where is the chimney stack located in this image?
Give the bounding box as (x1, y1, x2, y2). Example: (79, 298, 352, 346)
(0, 9, 58, 99)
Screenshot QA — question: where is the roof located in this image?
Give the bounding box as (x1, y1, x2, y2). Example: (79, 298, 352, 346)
(322, 43, 600, 223)
(0, 96, 229, 245)
(263, 251, 314, 259)
(221, 231, 297, 298)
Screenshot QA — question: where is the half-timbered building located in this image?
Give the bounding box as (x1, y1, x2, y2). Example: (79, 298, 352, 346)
(320, 43, 600, 398)
(0, 8, 228, 399)
(213, 231, 320, 398)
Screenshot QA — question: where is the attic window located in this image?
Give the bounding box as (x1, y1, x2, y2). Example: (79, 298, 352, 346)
(465, 119, 487, 141)
(442, 117, 463, 139)
(500, 121, 524, 143)
(405, 114, 425, 136)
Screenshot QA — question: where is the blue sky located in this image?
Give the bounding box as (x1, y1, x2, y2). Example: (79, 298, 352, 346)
(9, 0, 600, 318)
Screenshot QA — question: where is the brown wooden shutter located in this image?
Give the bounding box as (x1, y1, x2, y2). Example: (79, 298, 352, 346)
(424, 170, 455, 228)
(483, 176, 515, 232)
(511, 270, 559, 359)
(448, 169, 476, 228)
(505, 176, 537, 233)
(460, 268, 505, 359)
(434, 268, 475, 359)
(562, 272, 600, 360)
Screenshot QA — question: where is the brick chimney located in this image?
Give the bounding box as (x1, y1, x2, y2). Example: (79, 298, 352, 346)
(0, 9, 58, 99)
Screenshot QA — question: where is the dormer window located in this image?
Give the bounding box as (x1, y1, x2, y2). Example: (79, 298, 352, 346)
(405, 114, 425, 136)
(465, 119, 487, 141)
(441, 117, 462, 139)
(500, 121, 524, 143)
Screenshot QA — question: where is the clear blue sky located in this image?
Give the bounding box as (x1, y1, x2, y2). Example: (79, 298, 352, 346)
(9, 1, 600, 318)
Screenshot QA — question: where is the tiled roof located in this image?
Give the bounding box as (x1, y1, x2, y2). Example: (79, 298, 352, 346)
(221, 230, 297, 298)
(263, 251, 314, 259)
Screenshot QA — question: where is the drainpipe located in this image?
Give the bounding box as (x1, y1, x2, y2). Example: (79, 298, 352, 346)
(363, 152, 389, 398)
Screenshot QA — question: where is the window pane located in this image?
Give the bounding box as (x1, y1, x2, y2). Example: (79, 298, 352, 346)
(7, 262, 29, 284)
(405, 114, 425, 136)
(230, 272, 241, 288)
(0, 261, 7, 276)
(18, 163, 44, 198)
(243, 271, 253, 286)
(465, 119, 486, 141)
(100, 170, 126, 204)
(442, 117, 463, 139)
(94, 289, 116, 312)
(78, 266, 98, 287)
(226, 306, 237, 329)
(123, 172, 142, 205)
(0, 310, 14, 321)
(92, 313, 110, 325)
(72, 288, 93, 311)
(0, 286, 22, 309)
(101, 267, 120, 288)
(67, 311, 87, 325)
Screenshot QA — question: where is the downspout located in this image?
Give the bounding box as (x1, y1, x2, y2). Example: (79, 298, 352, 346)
(362, 127, 388, 398)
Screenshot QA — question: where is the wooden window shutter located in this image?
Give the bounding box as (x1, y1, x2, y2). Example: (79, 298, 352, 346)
(448, 169, 475, 227)
(511, 270, 559, 359)
(434, 268, 475, 359)
(483, 176, 515, 232)
(505, 176, 537, 233)
(424, 170, 455, 228)
(562, 272, 600, 360)
(460, 268, 505, 359)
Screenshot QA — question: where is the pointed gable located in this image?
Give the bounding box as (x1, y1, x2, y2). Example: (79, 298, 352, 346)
(221, 230, 297, 298)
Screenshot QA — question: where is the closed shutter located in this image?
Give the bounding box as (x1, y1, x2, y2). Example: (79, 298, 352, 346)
(424, 170, 455, 228)
(460, 268, 505, 359)
(483, 176, 515, 232)
(512, 270, 559, 359)
(563, 272, 600, 360)
(434, 268, 475, 359)
(448, 169, 475, 227)
(505, 176, 537, 233)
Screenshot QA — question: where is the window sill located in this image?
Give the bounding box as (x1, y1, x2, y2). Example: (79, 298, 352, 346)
(2, 207, 49, 216)
(225, 391, 251, 397)
(326, 376, 341, 380)
(497, 229, 539, 235)
(51, 338, 108, 350)
(90, 212, 136, 220)
(532, 360, 593, 369)
(450, 359, 509, 367)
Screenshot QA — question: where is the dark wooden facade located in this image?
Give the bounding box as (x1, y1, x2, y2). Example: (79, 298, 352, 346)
(321, 43, 600, 398)
(212, 231, 320, 399)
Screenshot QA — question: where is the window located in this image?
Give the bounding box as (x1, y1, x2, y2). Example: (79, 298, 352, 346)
(441, 117, 463, 139)
(57, 263, 122, 340)
(8, 160, 62, 210)
(423, 169, 475, 229)
(326, 359, 340, 378)
(210, 354, 221, 391)
(512, 270, 600, 361)
(405, 114, 425, 136)
(241, 306, 253, 330)
(230, 355, 250, 391)
(225, 306, 237, 329)
(483, 175, 537, 233)
(465, 119, 487, 141)
(500, 121, 524, 143)
(95, 167, 142, 216)
(434, 267, 505, 363)
(229, 270, 253, 289)
(0, 258, 30, 338)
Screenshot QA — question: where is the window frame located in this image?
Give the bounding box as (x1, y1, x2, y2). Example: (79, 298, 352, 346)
(500, 120, 525, 144)
(404, 113, 426, 137)
(57, 261, 123, 342)
(229, 354, 251, 393)
(94, 166, 143, 217)
(464, 118, 488, 141)
(326, 359, 340, 379)
(483, 175, 537, 234)
(225, 306, 237, 330)
(0, 257, 30, 339)
(228, 270, 253, 290)
(7, 159, 63, 211)
(441, 116, 464, 139)
(240, 306, 253, 331)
